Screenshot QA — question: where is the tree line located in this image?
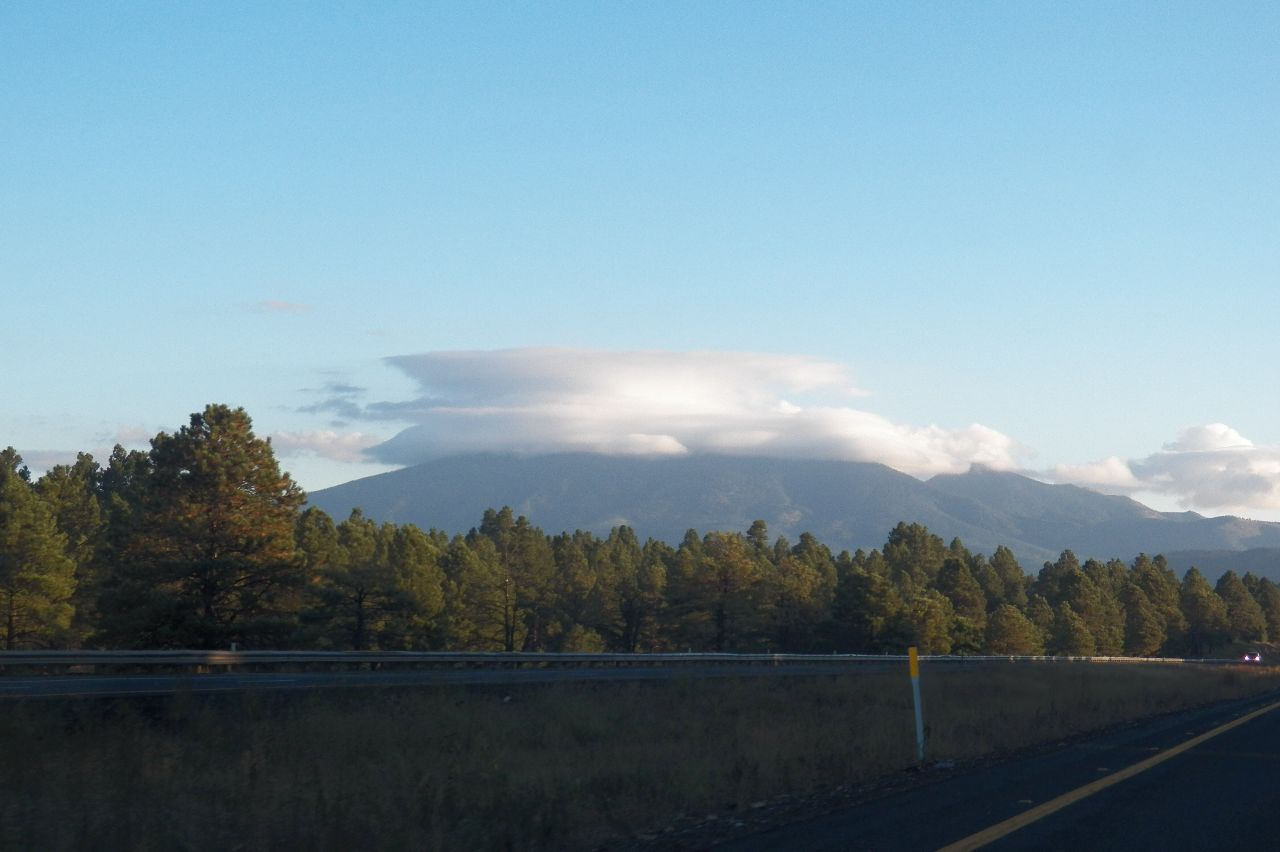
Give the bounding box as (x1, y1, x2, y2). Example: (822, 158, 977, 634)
(3, 404, 1277, 656)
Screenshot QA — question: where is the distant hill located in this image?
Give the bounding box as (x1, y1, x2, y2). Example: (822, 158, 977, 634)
(1161, 549, 1280, 584)
(307, 453, 1280, 576)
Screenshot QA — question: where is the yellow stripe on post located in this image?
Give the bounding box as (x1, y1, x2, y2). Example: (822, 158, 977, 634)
(908, 645, 925, 763)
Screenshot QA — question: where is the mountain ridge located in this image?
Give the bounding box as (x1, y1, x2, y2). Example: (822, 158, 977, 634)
(307, 453, 1280, 575)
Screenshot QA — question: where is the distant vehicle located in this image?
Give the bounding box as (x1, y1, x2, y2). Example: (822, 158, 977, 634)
(1242, 651, 1263, 663)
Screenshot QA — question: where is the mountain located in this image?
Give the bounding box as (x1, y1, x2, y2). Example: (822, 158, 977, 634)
(307, 453, 1280, 575)
(925, 466, 1280, 556)
(1160, 549, 1280, 582)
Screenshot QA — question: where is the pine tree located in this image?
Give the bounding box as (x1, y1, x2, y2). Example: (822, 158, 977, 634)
(306, 509, 403, 650)
(699, 531, 766, 651)
(1215, 570, 1266, 643)
(34, 453, 103, 645)
(935, 558, 987, 625)
(1120, 583, 1165, 656)
(763, 550, 828, 652)
(1033, 550, 1081, 605)
(1060, 568, 1124, 655)
(883, 523, 948, 592)
(549, 530, 605, 650)
(1025, 593, 1055, 648)
(382, 522, 446, 649)
(1131, 554, 1187, 653)
(1179, 568, 1228, 656)
(905, 589, 954, 654)
(438, 534, 507, 650)
(97, 405, 304, 648)
(990, 546, 1028, 609)
(985, 604, 1044, 655)
(469, 508, 558, 651)
(832, 564, 906, 652)
(1049, 603, 1095, 656)
(0, 451, 76, 648)
(1252, 578, 1280, 643)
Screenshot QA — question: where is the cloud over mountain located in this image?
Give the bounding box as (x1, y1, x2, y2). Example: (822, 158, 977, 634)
(1053, 424, 1280, 514)
(271, 430, 383, 462)
(363, 348, 1022, 478)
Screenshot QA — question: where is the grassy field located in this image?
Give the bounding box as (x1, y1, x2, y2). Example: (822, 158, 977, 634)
(4, 663, 1280, 851)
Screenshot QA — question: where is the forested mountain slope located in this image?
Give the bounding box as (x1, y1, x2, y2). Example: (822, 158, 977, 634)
(310, 454, 1280, 569)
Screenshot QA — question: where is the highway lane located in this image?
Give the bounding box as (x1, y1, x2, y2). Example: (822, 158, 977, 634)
(0, 662, 897, 699)
(724, 689, 1280, 852)
(979, 697, 1280, 851)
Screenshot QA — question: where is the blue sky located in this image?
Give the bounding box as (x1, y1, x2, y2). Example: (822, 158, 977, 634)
(4, 2, 1278, 519)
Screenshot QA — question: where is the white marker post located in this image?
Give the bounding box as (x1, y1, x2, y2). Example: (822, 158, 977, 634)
(909, 645, 925, 764)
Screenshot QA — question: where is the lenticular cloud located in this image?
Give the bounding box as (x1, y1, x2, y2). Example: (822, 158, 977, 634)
(364, 347, 1021, 478)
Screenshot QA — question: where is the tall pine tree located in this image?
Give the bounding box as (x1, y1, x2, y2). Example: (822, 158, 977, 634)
(97, 405, 304, 648)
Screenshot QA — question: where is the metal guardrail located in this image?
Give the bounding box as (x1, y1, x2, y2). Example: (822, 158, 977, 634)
(0, 649, 1249, 673)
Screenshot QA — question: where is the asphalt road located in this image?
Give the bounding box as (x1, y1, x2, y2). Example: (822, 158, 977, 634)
(724, 689, 1280, 852)
(0, 662, 896, 699)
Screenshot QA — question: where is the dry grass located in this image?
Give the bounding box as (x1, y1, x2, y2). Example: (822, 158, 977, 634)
(3, 663, 1279, 851)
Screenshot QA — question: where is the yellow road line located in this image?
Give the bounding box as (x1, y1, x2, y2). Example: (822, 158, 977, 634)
(937, 699, 1280, 851)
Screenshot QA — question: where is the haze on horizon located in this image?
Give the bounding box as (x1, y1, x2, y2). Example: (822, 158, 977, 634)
(4, 4, 1277, 520)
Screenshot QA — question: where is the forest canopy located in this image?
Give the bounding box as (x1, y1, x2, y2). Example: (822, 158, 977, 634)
(2, 404, 1276, 656)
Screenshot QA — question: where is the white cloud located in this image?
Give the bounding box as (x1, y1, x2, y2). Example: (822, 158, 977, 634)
(270, 430, 384, 463)
(1053, 424, 1280, 513)
(1162, 423, 1253, 453)
(1052, 456, 1144, 492)
(365, 347, 1022, 477)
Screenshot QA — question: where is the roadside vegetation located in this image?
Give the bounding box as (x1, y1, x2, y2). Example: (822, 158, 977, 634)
(4, 404, 1280, 661)
(4, 664, 1280, 851)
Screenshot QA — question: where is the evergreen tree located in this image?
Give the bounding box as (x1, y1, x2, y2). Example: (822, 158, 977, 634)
(1033, 550, 1081, 605)
(663, 529, 706, 649)
(1084, 557, 1128, 600)
(699, 531, 766, 651)
(438, 534, 507, 650)
(1179, 568, 1228, 656)
(383, 522, 446, 648)
(1252, 578, 1280, 644)
(549, 530, 603, 648)
(1060, 568, 1124, 654)
(1131, 554, 1187, 653)
(985, 604, 1044, 655)
(882, 523, 948, 592)
(746, 519, 770, 553)
(1215, 570, 1266, 643)
(934, 556, 986, 653)
(989, 546, 1028, 609)
(34, 453, 104, 644)
(1120, 583, 1165, 657)
(831, 562, 905, 652)
(296, 507, 341, 576)
(96, 405, 304, 648)
(935, 558, 987, 625)
(905, 589, 954, 654)
(973, 559, 1006, 612)
(624, 538, 670, 652)
(469, 508, 557, 651)
(313, 510, 398, 650)
(0, 451, 76, 648)
(763, 549, 828, 652)
(1025, 593, 1055, 647)
(1048, 603, 1095, 656)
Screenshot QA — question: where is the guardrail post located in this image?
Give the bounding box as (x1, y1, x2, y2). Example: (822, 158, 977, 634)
(909, 646, 926, 764)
